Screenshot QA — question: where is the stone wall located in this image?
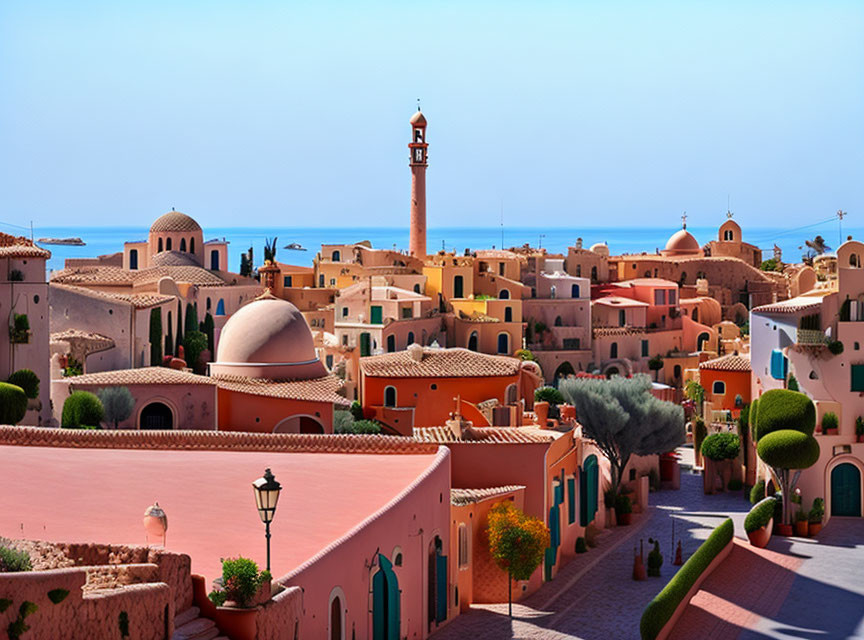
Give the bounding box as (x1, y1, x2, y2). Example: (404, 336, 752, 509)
(254, 585, 304, 640)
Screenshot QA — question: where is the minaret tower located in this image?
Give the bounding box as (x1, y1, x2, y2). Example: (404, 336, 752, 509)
(408, 106, 428, 258)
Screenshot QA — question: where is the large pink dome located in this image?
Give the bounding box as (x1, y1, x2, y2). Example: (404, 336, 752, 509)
(663, 228, 701, 255)
(211, 295, 326, 380)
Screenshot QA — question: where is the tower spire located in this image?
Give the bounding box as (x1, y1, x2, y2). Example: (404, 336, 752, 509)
(408, 106, 429, 258)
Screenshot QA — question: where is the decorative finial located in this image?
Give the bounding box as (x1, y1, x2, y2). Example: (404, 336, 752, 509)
(726, 210, 734, 219)
(681, 211, 688, 229)
(417, 97, 421, 111)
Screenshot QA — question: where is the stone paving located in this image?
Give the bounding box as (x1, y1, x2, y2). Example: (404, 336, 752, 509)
(433, 454, 753, 640)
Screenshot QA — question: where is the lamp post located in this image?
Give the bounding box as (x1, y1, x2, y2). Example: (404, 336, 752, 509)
(252, 468, 282, 573)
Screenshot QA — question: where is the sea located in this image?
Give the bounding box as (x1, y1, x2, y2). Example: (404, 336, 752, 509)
(11, 224, 855, 275)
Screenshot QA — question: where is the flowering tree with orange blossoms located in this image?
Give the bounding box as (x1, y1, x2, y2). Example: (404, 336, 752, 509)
(487, 502, 550, 617)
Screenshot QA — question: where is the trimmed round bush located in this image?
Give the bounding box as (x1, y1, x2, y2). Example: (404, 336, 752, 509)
(61, 391, 104, 428)
(7, 369, 39, 399)
(749, 479, 766, 504)
(757, 430, 820, 470)
(700, 433, 741, 461)
(534, 386, 564, 405)
(0, 383, 27, 425)
(745, 496, 777, 533)
(753, 389, 815, 440)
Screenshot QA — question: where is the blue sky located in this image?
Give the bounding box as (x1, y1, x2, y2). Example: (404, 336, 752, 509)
(0, 1, 861, 230)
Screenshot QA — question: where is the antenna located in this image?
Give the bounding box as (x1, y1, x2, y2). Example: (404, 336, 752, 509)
(417, 98, 421, 112)
(838, 209, 848, 245)
(681, 211, 688, 229)
(726, 195, 733, 219)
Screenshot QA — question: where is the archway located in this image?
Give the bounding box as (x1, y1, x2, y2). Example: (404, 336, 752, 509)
(328, 587, 345, 640)
(384, 386, 397, 407)
(499, 289, 510, 300)
(697, 332, 710, 351)
(427, 536, 447, 631)
(468, 332, 478, 351)
(372, 554, 400, 640)
(831, 462, 862, 517)
(554, 361, 575, 380)
(605, 366, 619, 379)
(497, 333, 510, 355)
(139, 402, 173, 430)
(273, 415, 325, 434)
(180, 238, 187, 252)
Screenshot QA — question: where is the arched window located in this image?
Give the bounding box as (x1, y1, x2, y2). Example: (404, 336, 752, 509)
(591, 266, 598, 282)
(216, 299, 225, 316)
(387, 335, 396, 352)
(554, 316, 563, 327)
(180, 238, 187, 252)
(576, 265, 582, 277)
(571, 284, 580, 298)
(158, 238, 163, 253)
(712, 380, 726, 395)
(384, 386, 397, 407)
(505, 307, 513, 322)
(497, 332, 509, 355)
(468, 332, 478, 351)
(851, 254, 861, 268)
(332, 250, 341, 262)
(129, 249, 138, 270)
(499, 289, 510, 300)
(407, 331, 415, 345)
(190, 237, 195, 254)
(166, 237, 172, 251)
(210, 250, 219, 270)
(610, 342, 618, 359)
(697, 332, 710, 350)
(206, 297, 212, 311)
(453, 275, 464, 298)
(724, 229, 734, 241)
(414, 284, 421, 293)
(550, 286, 556, 299)
(330, 595, 343, 640)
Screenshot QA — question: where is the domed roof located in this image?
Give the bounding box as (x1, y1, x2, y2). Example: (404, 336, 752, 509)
(151, 250, 199, 267)
(150, 210, 202, 234)
(410, 110, 427, 126)
(590, 243, 610, 257)
(211, 294, 327, 380)
(664, 228, 701, 254)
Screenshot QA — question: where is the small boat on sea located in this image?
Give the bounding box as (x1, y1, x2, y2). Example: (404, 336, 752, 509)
(283, 242, 307, 251)
(37, 237, 86, 246)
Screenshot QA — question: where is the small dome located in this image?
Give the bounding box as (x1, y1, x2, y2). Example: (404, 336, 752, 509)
(150, 211, 202, 233)
(719, 219, 741, 242)
(151, 250, 199, 267)
(211, 294, 326, 380)
(664, 229, 701, 254)
(590, 243, 610, 257)
(410, 110, 427, 126)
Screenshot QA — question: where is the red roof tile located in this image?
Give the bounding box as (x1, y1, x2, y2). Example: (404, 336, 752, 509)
(361, 347, 520, 378)
(699, 354, 751, 372)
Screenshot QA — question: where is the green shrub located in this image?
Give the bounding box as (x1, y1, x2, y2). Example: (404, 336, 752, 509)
(787, 374, 799, 391)
(149, 308, 162, 366)
(0, 545, 32, 572)
(828, 340, 844, 355)
(693, 416, 707, 452)
(10, 313, 29, 343)
(757, 430, 821, 469)
(97, 387, 135, 428)
(753, 389, 816, 440)
(575, 537, 588, 553)
(821, 412, 838, 432)
(61, 391, 104, 428)
(0, 383, 28, 425)
(750, 480, 766, 504)
(333, 410, 354, 433)
(350, 400, 364, 422)
(208, 590, 227, 607)
(47, 589, 69, 604)
(745, 497, 777, 533)
(700, 433, 740, 461)
(7, 369, 39, 399)
(614, 494, 632, 515)
(640, 518, 734, 639)
(221, 557, 269, 608)
(514, 348, 536, 361)
(727, 478, 743, 491)
(183, 330, 208, 373)
(534, 386, 564, 405)
(647, 538, 663, 577)
(63, 356, 83, 377)
(344, 419, 381, 434)
(748, 398, 759, 435)
(809, 498, 824, 523)
(0, 599, 11, 613)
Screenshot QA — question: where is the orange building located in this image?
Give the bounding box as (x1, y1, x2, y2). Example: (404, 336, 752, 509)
(698, 353, 751, 418)
(359, 346, 541, 434)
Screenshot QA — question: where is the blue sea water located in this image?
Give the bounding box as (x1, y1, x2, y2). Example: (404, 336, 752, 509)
(11, 224, 855, 275)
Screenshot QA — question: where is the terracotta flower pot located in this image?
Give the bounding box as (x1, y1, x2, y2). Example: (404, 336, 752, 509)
(747, 518, 772, 548)
(605, 508, 616, 527)
(776, 523, 794, 537)
(534, 401, 549, 427)
(560, 404, 576, 421)
(857, 435, 864, 443)
(824, 428, 838, 436)
(617, 511, 632, 526)
(809, 522, 822, 536)
(795, 520, 809, 537)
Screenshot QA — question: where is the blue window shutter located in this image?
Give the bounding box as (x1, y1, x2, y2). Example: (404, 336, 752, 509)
(549, 505, 560, 548)
(567, 477, 576, 524)
(770, 349, 788, 380)
(435, 554, 447, 623)
(852, 365, 864, 392)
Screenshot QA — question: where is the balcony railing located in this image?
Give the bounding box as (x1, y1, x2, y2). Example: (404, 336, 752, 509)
(796, 329, 827, 345)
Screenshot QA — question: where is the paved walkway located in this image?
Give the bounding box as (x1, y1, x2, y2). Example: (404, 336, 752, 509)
(433, 458, 753, 640)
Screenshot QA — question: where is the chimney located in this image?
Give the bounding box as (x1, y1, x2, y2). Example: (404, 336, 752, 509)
(407, 343, 424, 362)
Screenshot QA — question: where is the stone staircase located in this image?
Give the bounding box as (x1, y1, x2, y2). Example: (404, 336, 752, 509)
(171, 606, 229, 640)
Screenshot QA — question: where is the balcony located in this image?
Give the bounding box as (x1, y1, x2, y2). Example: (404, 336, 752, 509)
(796, 329, 827, 346)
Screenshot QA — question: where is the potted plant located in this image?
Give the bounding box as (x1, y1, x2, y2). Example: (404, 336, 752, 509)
(856, 417, 864, 443)
(744, 496, 775, 548)
(218, 557, 272, 608)
(821, 412, 839, 435)
(795, 509, 809, 537)
(808, 498, 824, 536)
(604, 489, 617, 527)
(615, 494, 633, 526)
(646, 538, 663, 576)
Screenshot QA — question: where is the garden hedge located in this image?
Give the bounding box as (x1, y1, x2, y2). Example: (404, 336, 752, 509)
(535, 386, 564, 405)
(7, 369, 39, 399)
(749, 479, 766, 504)
(700, 433, 741, 461)
(640, 518, 734, 640)
(0, 383, 28, 425)
(753, 389, 815, 440)
(61, 391, 104, 428)
(745, 496, 777, 533)
(757, 429, 820, 469)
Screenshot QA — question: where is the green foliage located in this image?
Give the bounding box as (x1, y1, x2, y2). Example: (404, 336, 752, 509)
(787, 374, 799, 392)
(10, 313, 30, 343)
(647, 538, 663, 577)
(118, 611, 129, 637)
(614, 494, 632, 515)
(263, 237, 278, 263)
(750, 480, 766, 504)
(7, 601, 38, 640)
(201, 313, 215, 354)
(760, 257, 781, 272)
(0, 545, 32, 572)
(514, 348, 536, 361)
(648, 355, 664, 371)
(745, 496, 778, 533)
(753, 389, 816, 441)
(821, 412, 838, 432)
(349, 400, 364, 422)
(97, 387, 135, 428)
(340, 419, 381, 434)
(183, 330, 208, 374)
(7, 369, 39, 399)
(856, 416, 864, 437)
(63, 356, 83, 377)
(757, 429, 820, 470)
(693, 416, 707, 453)
(828, 340, 844, 355)
(208, 590, 228, 607)
(47, 589, 69, 604)
(0, 599, 10, 613)
(333, 410, 354, 433)
(175, 300, 183, 356)
(575, 537, 588, 554)
(184, 303, 197, 337)
(221, 557, 269, 608)
(487, 502, 550, 581)
(534, 386, 564, 405)
(684, 380, 705, 405)
(749, 398, 759, 434)
(809, 498, 824, 523)
(640, 518, 734, 640)
(149, 308, 162, 365)
(727, 478, 743, 491)
(701, 433, 741, 461)
(61, 391, 104, 428)
(0, 383, 28, 425)
(164, 327, 173, 358)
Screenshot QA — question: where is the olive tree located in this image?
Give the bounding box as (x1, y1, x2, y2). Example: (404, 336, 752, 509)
(560, 374, 685, 496)
(753, 389, 820, 526)
(97, 386, 135, 428)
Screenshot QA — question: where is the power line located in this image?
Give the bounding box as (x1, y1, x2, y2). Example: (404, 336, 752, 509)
(0, 220, 33, 232)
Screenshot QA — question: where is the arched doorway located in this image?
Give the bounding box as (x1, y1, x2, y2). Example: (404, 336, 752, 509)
(831, 463, 862, 517)
(605, 366, 619, 379)
(554, 361, 575, 380)
(329, 591, 344, 640)
(467, 332, 478, 351)
(384, 386, 397, 407)
(372, 553, 400, 640)
(499, 289, 510, 300)
(274, 415, 325, 434)
(497, 333, 509, 355)
(697, 332, 710, 351)
(140, 402, 173, 430)
(180, 238, 187, 252)
(427, 536, 447, 632)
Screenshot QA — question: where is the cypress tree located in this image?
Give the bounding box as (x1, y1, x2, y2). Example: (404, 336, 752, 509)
(149, 308, 162, 365)
(184, 303, 197, 336)
(175, 300, 184, 355)
(201, 313, 215, 354)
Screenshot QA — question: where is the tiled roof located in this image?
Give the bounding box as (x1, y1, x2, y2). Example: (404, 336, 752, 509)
(451, 485, 526, 506)
(132, 266, 229, 286)
(752, 298, 823, 315)
(413, 426, 556, 444)
(0, 233, 51, 258)
(456, 310, 500, 323)
(50, 284, 174, 309)
(51, 267, 134, 286)
(51, 265, 231, 287)
(50, 329, 115, 345)
(213, 374, 350, 406)
(151, 251, 200, 267)
(699, 354, 751, 372)
(68, 368, 215, 386)
(361, 347, 521, 378)
(150, 211, 202, 233)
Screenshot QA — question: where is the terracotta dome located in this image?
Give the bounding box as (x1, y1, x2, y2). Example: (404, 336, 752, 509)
(151, 250, 199, 267)
(590, 243, 610, 257)
(663, 228, 701, 255)
(210, 294, 327, 380)
(410, 110, 427, 126)
(150, 211, 202, 233)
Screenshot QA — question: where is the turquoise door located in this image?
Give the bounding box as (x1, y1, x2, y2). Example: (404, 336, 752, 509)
(831, 463, 862, 517)
(371, 305, 383, 324)
(372, 554, 400, 640)
(435, 553, 447, 623)
(580, 455, 599, 526)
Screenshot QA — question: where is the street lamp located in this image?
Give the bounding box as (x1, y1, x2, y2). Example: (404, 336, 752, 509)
(252, 468, 282, 573)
